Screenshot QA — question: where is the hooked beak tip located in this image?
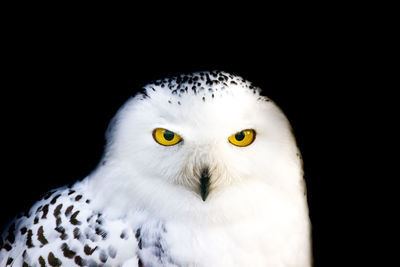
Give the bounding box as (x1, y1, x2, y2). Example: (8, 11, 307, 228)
(200, 168, 210, 201)
(200, 178, 210, 201)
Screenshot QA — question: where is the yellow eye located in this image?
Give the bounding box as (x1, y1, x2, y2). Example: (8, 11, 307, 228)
(153, 128, 182, 146)
(228, 129, 256, 147)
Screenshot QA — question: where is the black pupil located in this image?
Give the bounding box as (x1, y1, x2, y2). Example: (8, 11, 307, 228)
(235, 131, 245, 141)
(164, 130, 175, 141)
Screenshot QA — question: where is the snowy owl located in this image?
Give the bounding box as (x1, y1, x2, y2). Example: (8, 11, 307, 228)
(0, 71, 311, 266)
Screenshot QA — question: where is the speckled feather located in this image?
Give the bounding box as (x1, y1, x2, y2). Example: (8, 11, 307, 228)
(139, 70, 268, 104)
(1, 71, 311, 266)
(1, 181, 138, 266)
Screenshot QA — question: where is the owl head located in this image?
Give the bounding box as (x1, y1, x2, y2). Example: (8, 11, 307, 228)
(90, 71, 304, 220)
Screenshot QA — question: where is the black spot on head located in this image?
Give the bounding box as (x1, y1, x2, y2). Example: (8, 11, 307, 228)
(47, 252, 64, 267)
(21, 227, 27, 235)
(61, 243, 76, 259)
(55, 226, 66, 239)
(6, 257, 13, 265)
(95, 217, 104, 225)
(65, 205, 74, 216)
(53, 204, 62, 218)
(56, 217, 62, 227)
(73, 227, 81, 240)
(61, 233, 68, 240)
(138, 87, 149, 99)
(26, 229, 34, 248)
(55, 226, 67, 240)
(86, 214, 94, 223)
(135, 228, 141, 240)
(75, 195, 82, 201)
(41, 204, 49, 219)
(70, 211, 81, 225)
(38, 256, 46, 267)
(202, 97, 205, 102)
(84, 244, 97, 255)
(34, 217, 39, 224)
(205, 74, 213, 85)
(50, 194, 61, 205)
(120, 230, 128, 240)
(48, 252, 62, 267)
(74, 255, 85, 266)
(37, 226, 49, 246)
(86, 199, 91, 204)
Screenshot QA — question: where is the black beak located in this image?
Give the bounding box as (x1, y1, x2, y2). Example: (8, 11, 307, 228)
(200, 167, 210, 201)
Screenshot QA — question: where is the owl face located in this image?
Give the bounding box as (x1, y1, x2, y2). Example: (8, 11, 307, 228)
(105, 72, 300, 202)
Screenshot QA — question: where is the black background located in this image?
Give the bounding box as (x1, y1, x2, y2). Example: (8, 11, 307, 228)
(0, 15, 377, 266)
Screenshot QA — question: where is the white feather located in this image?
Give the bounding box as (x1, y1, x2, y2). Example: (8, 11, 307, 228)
(1, 71, 311, 266)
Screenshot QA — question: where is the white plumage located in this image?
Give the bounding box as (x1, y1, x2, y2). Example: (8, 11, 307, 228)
(1, 71, 311, 266)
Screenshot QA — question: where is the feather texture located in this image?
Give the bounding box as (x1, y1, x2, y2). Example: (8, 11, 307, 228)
(1, 71, 311, 266)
